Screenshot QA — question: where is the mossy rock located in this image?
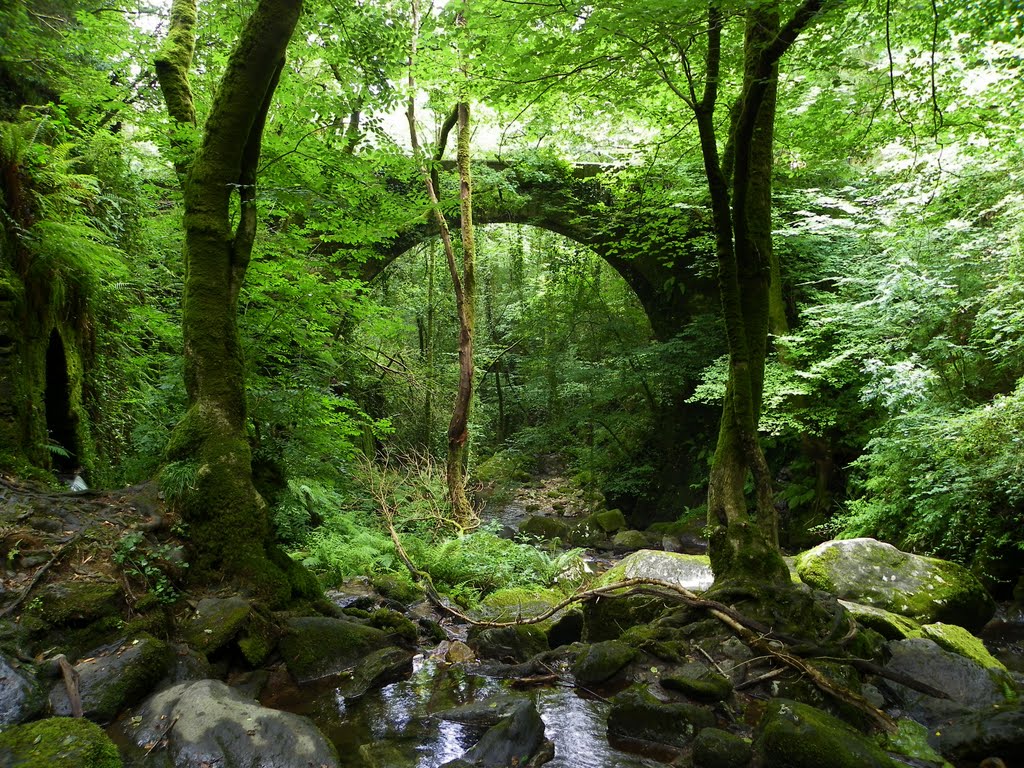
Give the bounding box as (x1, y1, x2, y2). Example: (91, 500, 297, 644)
(571, 640, 637, 684)
(32, 581, 122, 625)
(607, 685, 715, 748)
(49, 633, 171, 723)
(877, 719, 953, 768)
(371, 572, 424, 605)
(593, 509, 627, 533)
(692, 727, 752, 768)
(476, 587, 562, 622)
(0, 717, 121, 768)
(279, 617, 392, 684)
(770, 660, 865, 726)
(582, 592, 672, 643)
(841, 600, 924, 640)
(921, 622, 1007, 671)
(612, 529, 649, 549)
(795, 538, 996, 631)
(470, 624, 549, 663)
(597, 549, 714, 593)
(368, 608, 418, 643)
(335, 646, 414, 699)
(183, 596, 252, 653)
(520, 515, 572, 542)
(661, 661, 732, 703)
(753, 698, 900, 768)
(618, 623, 690, 662)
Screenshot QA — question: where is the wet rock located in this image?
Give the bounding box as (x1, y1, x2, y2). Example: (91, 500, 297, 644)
(571, 640, 637, 684)
(470, 625, 548, 663)
(883, 637, 1017, 722)
(183, 596, 251, 654)
(279, 616, 392, 683)
(0, 717, 121, 767)
(930, 704, 1024, 764)
(607, 685, 715, 748)
(693, 727, 752, 768)
(920, 622, 1007, 670)
(439, 693, 530, 726)
(795, 538, 995, 631)
(126, 678, 339, 768)
(336, 646, 414, 699)
(0, 654, 43, 725)
(462, 699, 549, 767)
(753, 698, 899, 768)
(48, 633, 171, 723)
(661, 661, 732, 702)
(446, 640, 476, 663)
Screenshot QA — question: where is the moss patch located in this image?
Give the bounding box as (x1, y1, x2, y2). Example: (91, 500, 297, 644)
(877, 718, 953, 768)
(371, 572, 424, 605)
(921, 622, 1006, 671)
(571, 640, 637, 684)
(0, 717, 121, 768)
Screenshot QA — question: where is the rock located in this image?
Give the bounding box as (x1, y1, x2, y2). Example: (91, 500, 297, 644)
(183, 596, 251, 654)
(463, 699, 548, 767)
(598, 549, 714, 593)
(884, 638, 1016, 722)
(520, 515, 572, 541)
(930, 704, 1024, 764)
(439, 693, 529, 726)
(593, 509, 627, 533)
(0, 654, 43, 725)
(795, 538, 996, 631)
(34, 580, 122, 624)
(470, 625, 548, 663)
(370, 572, 425, 605)
(126, 678, 339, 768)
(612, 529, 648, 549)
(571, 640, 637, 684)
(920, 622, 1007, 670)
(0, 717, 121, 768)
(840, 600, 923, 640)
(661, 661, 732, 702)
(607, 685, 715, 748)
(49, 633, 171, 723)
(445, 640, 476, 663)
(693, 727, 753, 768)
(278, 616, 392, 683)
(335, 646, 414, 699)
(753, 698, 899, 768)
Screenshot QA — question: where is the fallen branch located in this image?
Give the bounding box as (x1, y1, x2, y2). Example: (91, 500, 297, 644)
(0, 534, 81, 618)
(56, 654, 83, 717)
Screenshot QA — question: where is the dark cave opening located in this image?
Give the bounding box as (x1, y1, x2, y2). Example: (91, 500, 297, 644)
(44, 329, 77, 473)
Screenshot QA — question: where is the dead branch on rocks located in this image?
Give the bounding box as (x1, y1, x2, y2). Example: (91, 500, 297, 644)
(0, 533, 81, 618)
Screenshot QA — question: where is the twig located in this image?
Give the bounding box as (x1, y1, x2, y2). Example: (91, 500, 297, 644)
(696, 645, 729, 678)
(0, 534, 80, 618)
(735, 667, 786, 691)
(144, 715, 179, 756)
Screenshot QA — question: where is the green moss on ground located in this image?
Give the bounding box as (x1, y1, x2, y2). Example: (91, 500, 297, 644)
(0, 717, 121, 768)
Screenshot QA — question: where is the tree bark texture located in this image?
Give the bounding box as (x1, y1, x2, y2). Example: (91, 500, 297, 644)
(157, 0, 308, 603)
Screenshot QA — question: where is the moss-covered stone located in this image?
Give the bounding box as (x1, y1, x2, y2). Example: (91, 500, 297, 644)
(279, 617, 392, 683)
(661, 662, 732, 702)
(520, 515, 572, 541)
(753, 699, 900, 768)
(371, 572, 424, 605)
(877, 718, 953, 768)
(597, 549, 714, 593)
(612, 529, 649, 549)
(335, 646, 414, 699)
(184, 596, 251, 653)
(470, 624, 549, 663)
(0, 717, 121, 768)
(593, 509, 627, 533)
(795, 538, 996, 631)
(583, 591, 672, 643)
(607, 685, 715, 747)
(33, 581, 122, 625)
(571, 640, 637, 684)
(841, 600, 924, 640)
(618, 623, 690, 662)
(369, 608, 418, 643)
(692, 727, 752, 768)
(920, 622, 1006, 671)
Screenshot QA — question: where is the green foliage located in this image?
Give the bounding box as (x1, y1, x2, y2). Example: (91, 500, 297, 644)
(113, 531, 185, 604)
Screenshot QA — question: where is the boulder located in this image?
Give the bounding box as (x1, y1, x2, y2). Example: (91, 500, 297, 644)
(598, 549, 714, 593)
(335, 646, 414, 699)
(612, 529, 649, 550)
(126, 679, 339, 768)
(438, 693, 529, 726)
(183, 596, 251, 654)
(593, 509, 627, 533)
(470, 625, 548, 663)
(930, 704, 1024, 764)
(34, 581, 122, 624)
(520, 515, 572, 541)
(883, 638, 1017, 722)
(0, 654, 43, 725)
(571, 640, 637, 684)
(462, 699, 549, 767)
(661, 661, 732, 703)
(279, 616, 392, 683)
(840, 600, 923, 640)
(795, 538, 995, 630)
(49, 633, 171, 723)
(753, 699, 899, 768)
(607, 685, 715, 748)
(693, 727, 753, 768)
(0, 717, 121, 768)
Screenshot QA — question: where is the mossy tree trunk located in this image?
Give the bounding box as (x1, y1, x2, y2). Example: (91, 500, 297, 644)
(687, 1, 827, 589)
(155, 0, 309, 603)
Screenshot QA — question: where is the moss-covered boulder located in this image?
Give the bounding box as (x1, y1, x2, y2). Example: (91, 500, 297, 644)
(753, 699, 900, 768)
(520, 515, 572, 542)
(661, 661, 732, 703)
(606, 685, 715, 748)
(335, 646, 414, 699)
(461, 699, 549, 767)
(571, 640, 637, 684)
(371, 572, 425, 605)
(877, 719, 952, 768)
(692, 727, 752, 768)
(32, 580, 122, 625)
(125, 679, 339, 768)
(840, 600, 923, 640)
(593, 509, 627, 533)
(279, 617, 393, 684)
(612, 529, 649, 550)
(470, 624, 549, 663)
(795, 538, 995, 631)
(598, 549, 714, 593)
(48, 633, 171, 723)
(0, 717, 121, 768)
(920, 622, 1006, 670)
(183, 596, 251, 654)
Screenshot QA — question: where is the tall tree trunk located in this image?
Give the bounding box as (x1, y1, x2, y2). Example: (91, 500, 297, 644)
(156, 0, 311, 604)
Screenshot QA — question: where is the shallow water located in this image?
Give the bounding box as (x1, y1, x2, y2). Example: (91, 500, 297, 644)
(276, 655, 667, 767)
